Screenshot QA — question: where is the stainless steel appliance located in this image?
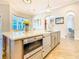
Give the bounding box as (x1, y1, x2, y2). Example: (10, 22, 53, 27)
(24, 39, 42, 54)
(23, 36, 43, 59)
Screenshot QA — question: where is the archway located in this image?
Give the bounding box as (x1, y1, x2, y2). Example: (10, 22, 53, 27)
(66, 11, 75, 39)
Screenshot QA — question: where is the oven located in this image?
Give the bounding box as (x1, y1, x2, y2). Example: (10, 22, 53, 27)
(23, 36, 43, 59)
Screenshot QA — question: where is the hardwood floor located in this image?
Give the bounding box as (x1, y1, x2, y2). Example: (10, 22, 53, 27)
(45, 38, 79, 59)
(1, 38, 79, 59)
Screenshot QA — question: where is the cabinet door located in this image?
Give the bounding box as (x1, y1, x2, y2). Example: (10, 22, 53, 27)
(43, 35, 51, 47)
(42, 46, 51, 58)
(51, 34, 55, 49)
(56, 32, 58, 45)
(55, 32, 60, 45)
(42, 34, 52, 58)
(28, 50, 43, 59)
(51, 32, 58, 48)
(57, 32, 60, 43)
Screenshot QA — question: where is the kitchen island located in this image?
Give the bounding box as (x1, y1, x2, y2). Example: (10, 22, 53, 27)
(2, 30, 60, 59)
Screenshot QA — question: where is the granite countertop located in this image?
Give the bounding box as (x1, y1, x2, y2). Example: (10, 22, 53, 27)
(3, 30, 51, 41)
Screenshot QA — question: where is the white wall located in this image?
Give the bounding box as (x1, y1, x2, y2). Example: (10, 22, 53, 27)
(51, 2, 79, 40)
(9, 2, 34, 31)
(0, 4, 10, 32)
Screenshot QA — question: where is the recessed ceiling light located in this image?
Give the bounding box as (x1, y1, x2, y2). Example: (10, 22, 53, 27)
(24, 0, 32, 4)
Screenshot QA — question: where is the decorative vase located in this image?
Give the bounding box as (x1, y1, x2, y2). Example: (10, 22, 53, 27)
(25, 24, 29, 31)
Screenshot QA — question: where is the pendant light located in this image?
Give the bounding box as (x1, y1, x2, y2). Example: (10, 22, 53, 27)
(39, 0, 52, 14)
(46, 0, 51, 12)
(24, 0, 32, 4)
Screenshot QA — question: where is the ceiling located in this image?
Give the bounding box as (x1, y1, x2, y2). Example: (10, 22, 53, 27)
(3, 0, 79, 15)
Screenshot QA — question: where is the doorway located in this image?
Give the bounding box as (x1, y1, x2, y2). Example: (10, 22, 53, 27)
(66, 12, 75, 39)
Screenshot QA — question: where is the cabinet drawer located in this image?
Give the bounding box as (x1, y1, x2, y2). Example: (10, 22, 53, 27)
(42, 46, 51, 58)
(35, 36, 43, 40)
(28, 50, 43, 59)
(24, 38, 35, 44)
(24, 36, 43, 44)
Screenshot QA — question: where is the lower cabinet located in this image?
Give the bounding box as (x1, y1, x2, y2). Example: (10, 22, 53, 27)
(28, 50, 43, 59)
(42, 33, 52, 58)
(55, 32, 60, 45)
(57, 32, 60, 44)
(51, 31, 60, 49)
(51, 35, 55, 49)
(42, 46, 51, 58)
(54, 32, 58, 46)
(26, 32, 60, 59)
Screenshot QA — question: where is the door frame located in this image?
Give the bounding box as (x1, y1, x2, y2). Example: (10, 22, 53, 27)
(66, 11, 76, 39)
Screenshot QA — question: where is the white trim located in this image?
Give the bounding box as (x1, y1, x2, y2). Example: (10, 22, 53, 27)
(65, 11, 76, 39)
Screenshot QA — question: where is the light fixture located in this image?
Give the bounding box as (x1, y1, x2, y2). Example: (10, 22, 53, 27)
(45, 0, 51, 12)
(24, 0, 32, 4)
(39, 0, 52, 14)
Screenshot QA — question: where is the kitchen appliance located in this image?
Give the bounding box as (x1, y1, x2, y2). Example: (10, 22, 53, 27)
(24, 36, 43, 59)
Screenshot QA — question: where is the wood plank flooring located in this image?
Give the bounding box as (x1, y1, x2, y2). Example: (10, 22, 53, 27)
(45, 39, 79, 59)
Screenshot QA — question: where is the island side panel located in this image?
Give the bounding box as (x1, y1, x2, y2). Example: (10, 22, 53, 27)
(3, 35, 12, 59)
(13, 40, 24, 59)
(2, 35, 7, 59)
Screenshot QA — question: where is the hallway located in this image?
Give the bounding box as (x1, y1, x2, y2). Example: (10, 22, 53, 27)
(45, 39, 79, 59)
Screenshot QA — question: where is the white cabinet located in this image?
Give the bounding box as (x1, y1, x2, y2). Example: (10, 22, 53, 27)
(42, 33, 51, 58)
(51, 32, 60, 49)
(42, 46, 51, 58)
(51, 34, 55, 49)
(54, 32, 58, 46)
(43, 36, 51, 46)
(51, 32, 56, 49)
(57, 32, 60, 44)
(25, 32, 60, 59)
(55, 32, 60, 46)
(28, 50, 43, 59)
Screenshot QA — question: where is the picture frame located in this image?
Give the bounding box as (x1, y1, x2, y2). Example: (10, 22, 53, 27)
(55, 17, 64, 24)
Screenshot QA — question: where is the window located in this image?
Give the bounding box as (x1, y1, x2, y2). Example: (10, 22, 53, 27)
(12, 16, 27, 31)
